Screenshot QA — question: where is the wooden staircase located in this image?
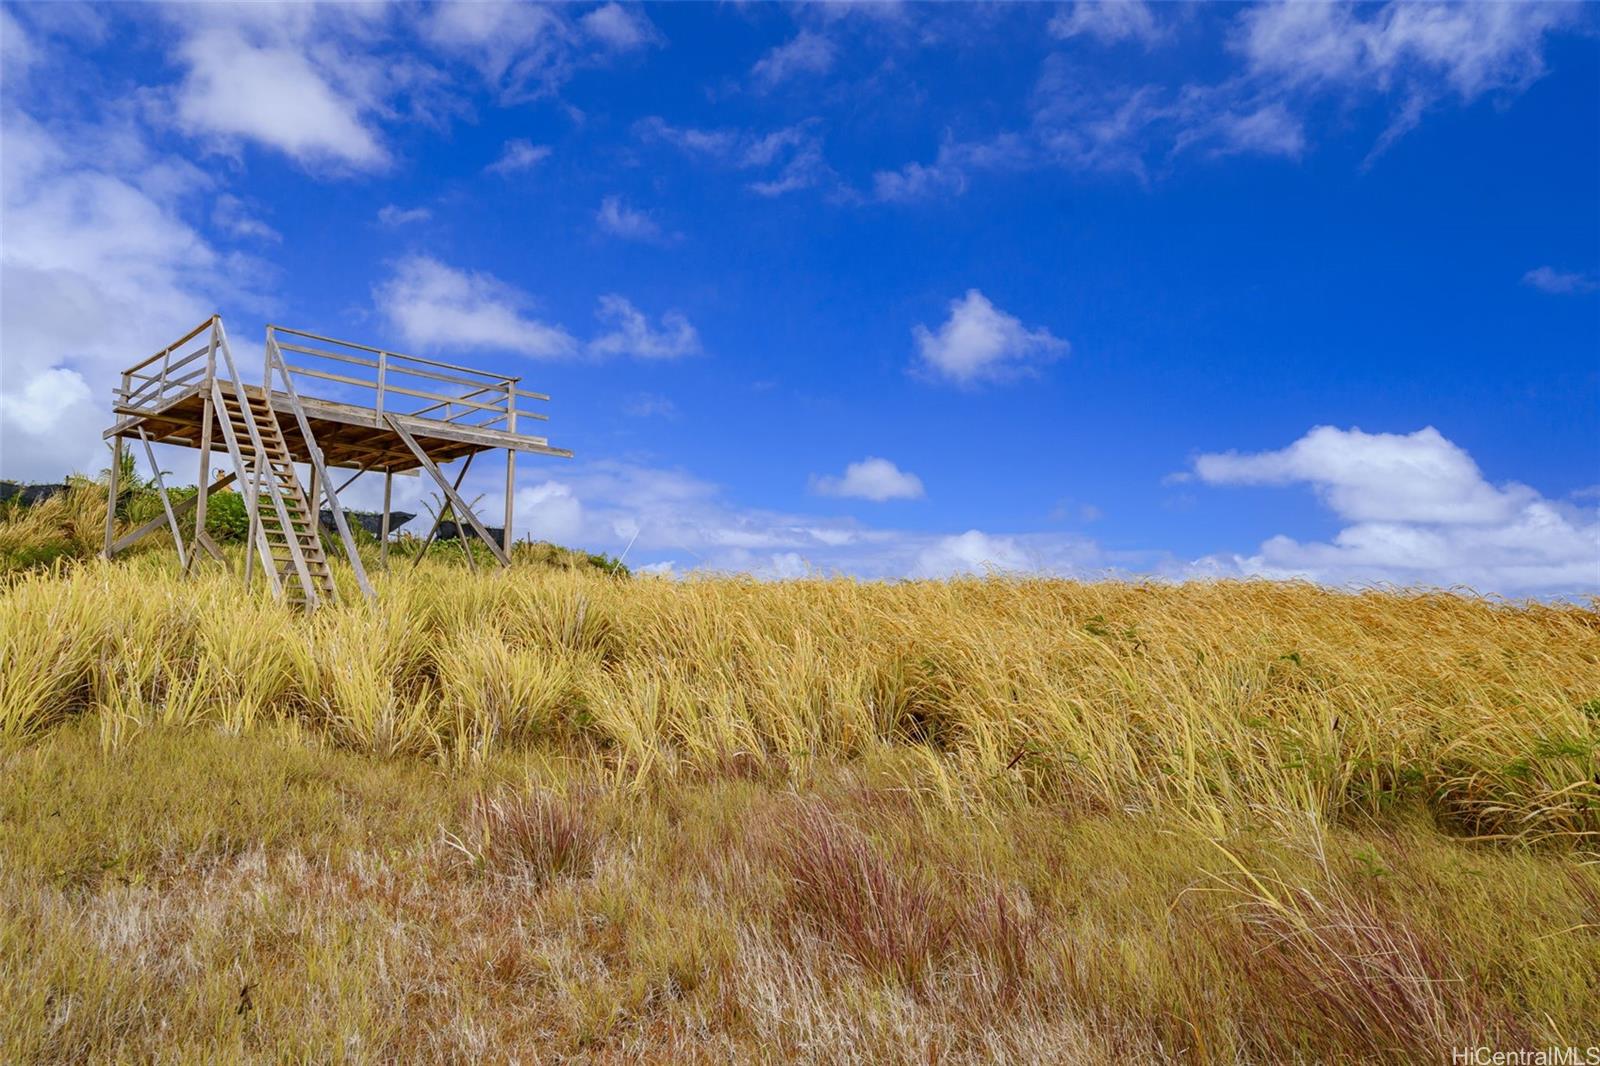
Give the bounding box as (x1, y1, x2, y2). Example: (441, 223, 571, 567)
(211, 380, 337, 607)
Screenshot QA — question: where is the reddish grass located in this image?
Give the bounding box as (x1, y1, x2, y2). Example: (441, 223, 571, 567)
(766, 799, 956, 982)
(449, 787, 599, 883)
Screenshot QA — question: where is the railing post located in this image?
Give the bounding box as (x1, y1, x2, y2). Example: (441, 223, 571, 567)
(376, 350, 387, 417)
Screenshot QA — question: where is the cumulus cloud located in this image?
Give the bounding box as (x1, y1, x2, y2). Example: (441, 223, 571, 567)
(485, 139, 552, 176)
(1189, 426, 1598, 596)
(595, 195, 664, 241)
(751, 30, 836, 88)
(513, 480, 584, 543)
(913, 531, 1032, 578)
(426, 457, 1110, 581)
(810, 457, 925, 502)
(374, 255, 577, 359)
(1522, 266, 1599, 295)
(1193, 426, 1538, 525)
(580, 3, 659, 52)
(169, 10, 391, 171)
(0, 109, 253, 480)
(588, 295, 700, 360)
(912, 289, 1067, 386)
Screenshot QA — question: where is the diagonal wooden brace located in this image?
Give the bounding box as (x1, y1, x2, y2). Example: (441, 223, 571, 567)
(384, 414, 510, 567)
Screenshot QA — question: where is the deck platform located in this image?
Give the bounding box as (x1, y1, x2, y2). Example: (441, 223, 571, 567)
(101, 316, 571, 607)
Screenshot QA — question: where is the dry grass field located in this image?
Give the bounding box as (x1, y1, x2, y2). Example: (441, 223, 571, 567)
(2, 490, 1598, 1062)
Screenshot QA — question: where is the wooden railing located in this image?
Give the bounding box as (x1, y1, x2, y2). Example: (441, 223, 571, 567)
(264, 325, 549, 437)
(114, 319, 552, 444)
(115, 318, 218, 415)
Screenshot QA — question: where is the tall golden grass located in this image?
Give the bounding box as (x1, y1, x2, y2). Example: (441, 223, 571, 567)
(4, 491, 1600, 1060)
(4, 552, 1596, 848)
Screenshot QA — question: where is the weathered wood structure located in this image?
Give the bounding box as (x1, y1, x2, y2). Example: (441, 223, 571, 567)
(102, 316, 570, 607)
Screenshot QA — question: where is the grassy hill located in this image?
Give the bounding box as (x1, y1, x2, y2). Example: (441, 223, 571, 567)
(2, 491, 1597, 1061)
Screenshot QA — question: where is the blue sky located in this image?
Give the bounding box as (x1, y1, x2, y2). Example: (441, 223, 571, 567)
(2, 1, 1596, 596)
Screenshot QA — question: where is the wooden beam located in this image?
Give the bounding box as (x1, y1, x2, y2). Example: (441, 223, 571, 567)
(385, 415, 509, 567)
(186, 391, 214, 576)
(136, 427, 187, 572)
(108, 472, 236, 556)
(102, 435, 123, 558)
(413, 452, 476, 571)
(379, 470, 393, 571)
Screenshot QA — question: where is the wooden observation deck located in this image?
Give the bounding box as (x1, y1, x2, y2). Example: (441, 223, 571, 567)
(102, 316, 571, 607)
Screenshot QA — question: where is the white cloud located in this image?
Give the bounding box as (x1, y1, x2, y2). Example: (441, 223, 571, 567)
(1193, 425, 1536, 525)
(1189, 426, 1598, 597)
(421, 2, 572, 98)
(751, 30, 836, 87)
(1049, 1, 1169, 48)
(0, 109, 254, 480)
(170, 16, 389, 171)
(377, 204, 431, 226)
(580, 3, 659, 52)
(810, 457, 925, 502)
(1236, 2, 1573, 101)
(1523, 266, 1599, 295)
(588, 295, 700, 360)
(911, 289, 1067, 386)
(595, 195, 664, 241)
(374, 255, 577, 359)
(912, 531, 1032, 578)
(451, 458, 1111, 581)
(485, 139, 552, 176)
(513, 480, 585, 543)
(1235, 0, 1578, 158)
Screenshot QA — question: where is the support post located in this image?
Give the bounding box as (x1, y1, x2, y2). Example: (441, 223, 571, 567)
(103, 435, 123, 558)
(503, 378, 516, 558)
(307, 457, 321, 543)
(380, 469, 393, 570)
(187, 396, 214, 575)
(137, 428, 187, 572)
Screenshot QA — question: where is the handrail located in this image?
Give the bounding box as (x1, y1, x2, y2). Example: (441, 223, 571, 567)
(264, 327, 375, 602)
(117, 317, 554, 440)
(122, 317, 215, 376)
